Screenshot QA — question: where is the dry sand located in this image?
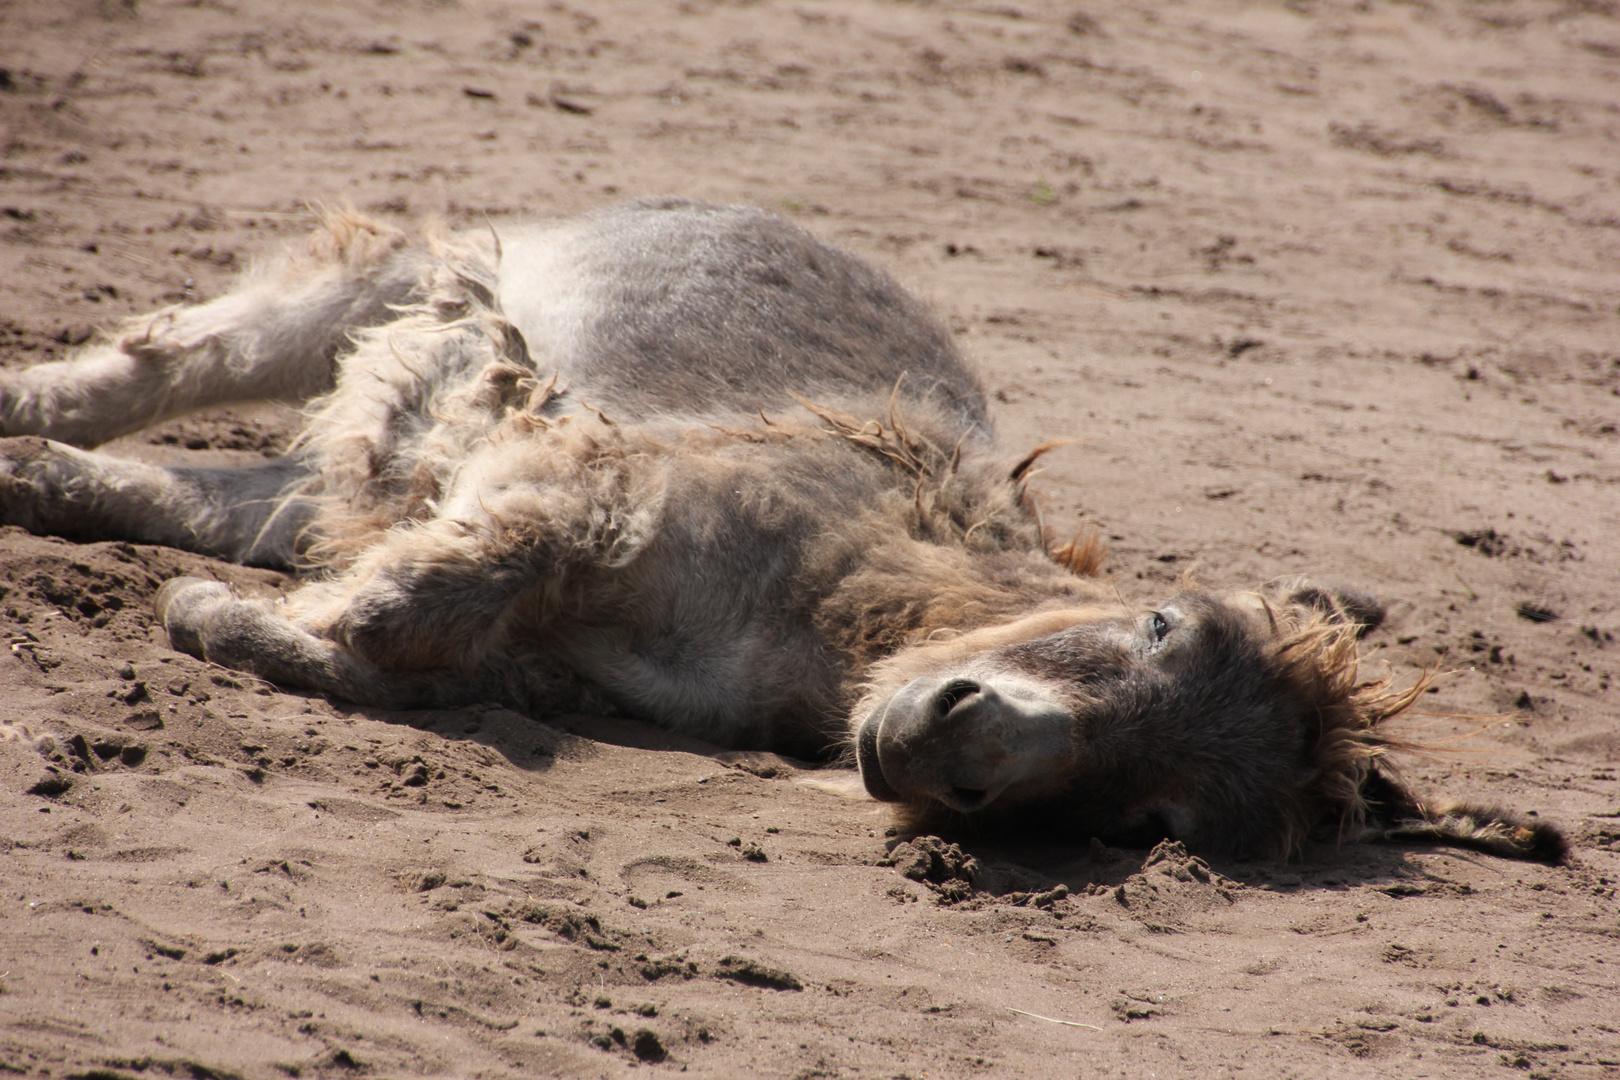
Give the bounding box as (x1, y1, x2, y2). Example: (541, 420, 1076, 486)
(1, 0, 1618, 1076)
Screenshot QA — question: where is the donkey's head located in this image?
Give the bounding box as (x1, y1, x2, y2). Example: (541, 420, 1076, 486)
(852, 585, 1564, 862)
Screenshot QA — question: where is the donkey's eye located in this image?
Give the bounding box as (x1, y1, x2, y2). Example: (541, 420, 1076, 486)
(1148, 611, 1170, 644)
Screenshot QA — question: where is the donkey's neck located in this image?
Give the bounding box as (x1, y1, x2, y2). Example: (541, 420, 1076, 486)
(811, 538, 1109, 674)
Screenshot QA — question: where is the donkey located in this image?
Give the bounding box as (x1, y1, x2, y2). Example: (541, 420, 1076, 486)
(0, 197, 1563, 862)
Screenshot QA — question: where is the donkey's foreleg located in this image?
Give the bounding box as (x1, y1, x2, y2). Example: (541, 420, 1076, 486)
(155, 529, 565, 711)
(289, 513, 548, 674)
(155, 579, 474, 709)
(0, 436, 314, 568)
(155, 413, 659, 710)
(0, 214, 432, 447)
(154, 459, 636, 710)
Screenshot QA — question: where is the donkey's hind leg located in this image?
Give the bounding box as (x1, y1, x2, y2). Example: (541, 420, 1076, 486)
(0, 213, 433, 448)
(0, 436, 314, 568)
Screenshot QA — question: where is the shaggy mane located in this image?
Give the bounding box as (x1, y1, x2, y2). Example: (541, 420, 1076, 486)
(1269, 602, 1565, 863)
(288, 232, 551, 569)
(1267, 606, 1429, 856)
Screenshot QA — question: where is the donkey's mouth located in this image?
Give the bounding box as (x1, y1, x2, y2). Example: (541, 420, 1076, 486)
(855, 714, 902, 802)
(941, 786, 993, 813)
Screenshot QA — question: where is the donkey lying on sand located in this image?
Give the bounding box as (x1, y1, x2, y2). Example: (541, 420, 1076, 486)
(0, 198, 1563, 861)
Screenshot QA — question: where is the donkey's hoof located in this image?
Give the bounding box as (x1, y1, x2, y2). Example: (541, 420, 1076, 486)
(155, 577, 233, 657)
(0, 436, 55, 529)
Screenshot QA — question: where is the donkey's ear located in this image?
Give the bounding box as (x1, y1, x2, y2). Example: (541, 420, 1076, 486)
(1286, 585, 1386, 638)
(1356, 764, 1568, 864)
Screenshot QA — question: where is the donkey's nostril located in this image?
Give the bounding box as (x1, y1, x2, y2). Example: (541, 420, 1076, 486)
(935, 678, 981, 717)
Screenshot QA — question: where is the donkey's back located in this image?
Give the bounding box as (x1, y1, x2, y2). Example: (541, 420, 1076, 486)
(495, 198, 992, 434)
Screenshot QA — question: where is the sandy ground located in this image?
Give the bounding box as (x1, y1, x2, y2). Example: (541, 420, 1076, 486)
(2, 0, 1619, 1076)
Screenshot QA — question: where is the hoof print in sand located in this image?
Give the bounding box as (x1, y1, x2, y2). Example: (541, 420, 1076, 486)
(1112, 989, 1167, 1023)
(25, 767, 73, 797)
(587, 1025, 669, 1063)
(512, 903, 619, 951)
(713, 955, 803, 991)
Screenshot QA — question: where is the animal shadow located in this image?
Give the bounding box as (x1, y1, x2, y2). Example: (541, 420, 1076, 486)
(364, 701, 810, 781)
(882, 829, 1488, 915)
